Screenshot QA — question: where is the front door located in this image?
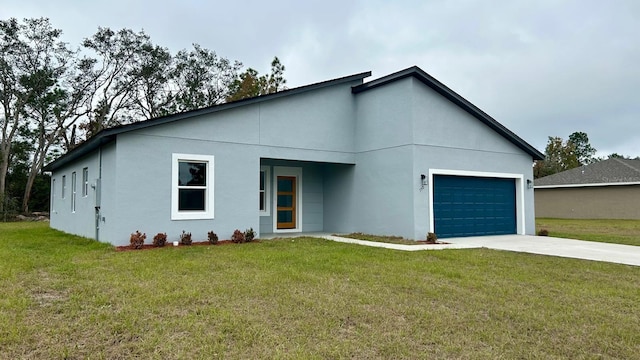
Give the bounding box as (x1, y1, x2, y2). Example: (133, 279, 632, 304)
(276, 176, 296, 229)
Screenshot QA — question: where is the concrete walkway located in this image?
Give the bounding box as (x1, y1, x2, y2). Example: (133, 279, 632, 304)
(263, 232, 640, 266)
(317, 234, 640, 267)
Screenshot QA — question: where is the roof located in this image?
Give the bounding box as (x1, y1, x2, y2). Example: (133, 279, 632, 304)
(535, 158, 640, 188)
(352, 66, 544, 160)
(43, 71, 371, 171)
(44, 66, 544, 171)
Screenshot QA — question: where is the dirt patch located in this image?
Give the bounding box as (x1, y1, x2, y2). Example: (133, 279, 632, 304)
(415, 240, 450, 245)
(115, 240, 258, 252)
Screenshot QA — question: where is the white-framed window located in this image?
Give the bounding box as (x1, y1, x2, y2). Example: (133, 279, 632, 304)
(171, 154, 215, 220)
(71, 172, 77, 213)
(82, 167, 89, 197)
(259, 166, 270, 216)
(62, 175, 66, 199)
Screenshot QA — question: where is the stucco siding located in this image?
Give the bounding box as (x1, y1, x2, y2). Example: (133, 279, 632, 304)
(107, 132, 258, 246)
(535, 186, 640, 219)
(322, 163, 357, 234)
(301, 164, 324, 232)
(97, 142, 117, 242)
(411, 78, 525, 156)
(351, 146, 416, 239)
(259, 84, 358, 153)
(138, 83, 358, 165)
(354, 78, 413, 153)
(49, 149, 102, 239)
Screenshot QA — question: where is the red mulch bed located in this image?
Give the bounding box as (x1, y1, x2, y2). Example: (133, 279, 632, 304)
(116, 240, 259, 252)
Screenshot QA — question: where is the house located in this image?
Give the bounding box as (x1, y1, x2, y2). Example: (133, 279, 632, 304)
(43, 66, 544, 246)
(534, 158, 640, 219)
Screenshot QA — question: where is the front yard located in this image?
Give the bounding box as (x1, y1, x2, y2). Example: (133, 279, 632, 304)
(536, 218, 640, 246)
(1, 222, 639, 358)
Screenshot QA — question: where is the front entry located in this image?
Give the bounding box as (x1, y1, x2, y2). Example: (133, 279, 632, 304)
(276, 176, 297, 229)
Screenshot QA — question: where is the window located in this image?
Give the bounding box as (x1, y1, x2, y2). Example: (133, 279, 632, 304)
(171, 154, 214, 220)
(71, 172, 77, 212)
(51, 179, 56, 212)
(259, 166, 270, 215)
(62, 175, 66, 199)
(82, 167, 89, 197)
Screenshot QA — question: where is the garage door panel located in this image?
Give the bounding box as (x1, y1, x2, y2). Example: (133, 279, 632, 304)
(433, 175, 516, 238)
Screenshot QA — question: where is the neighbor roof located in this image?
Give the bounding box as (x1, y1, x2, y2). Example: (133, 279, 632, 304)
(535, 158, 640, 188)
(44, 66, 544, 172)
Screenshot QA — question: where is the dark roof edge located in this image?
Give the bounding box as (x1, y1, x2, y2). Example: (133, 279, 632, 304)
(352, 66, 545, 160)
(43, 71, 372, 172)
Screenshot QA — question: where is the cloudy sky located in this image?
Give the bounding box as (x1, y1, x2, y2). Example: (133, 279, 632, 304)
(4, 0, 639, 157)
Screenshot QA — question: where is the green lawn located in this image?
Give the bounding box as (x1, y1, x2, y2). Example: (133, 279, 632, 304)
(1, 223, 639, 359)
(536, 218, 640, 246)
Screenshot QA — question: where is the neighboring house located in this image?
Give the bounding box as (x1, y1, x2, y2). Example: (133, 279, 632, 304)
(43, 66, 544, 246)
(535, 158, 640, 219)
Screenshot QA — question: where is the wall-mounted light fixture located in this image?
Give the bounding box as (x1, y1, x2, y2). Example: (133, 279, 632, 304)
(527, 179, 533, 189)
(420, 174, 427, 191)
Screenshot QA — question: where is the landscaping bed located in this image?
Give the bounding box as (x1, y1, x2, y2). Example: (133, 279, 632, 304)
(338, 232, 450, 245)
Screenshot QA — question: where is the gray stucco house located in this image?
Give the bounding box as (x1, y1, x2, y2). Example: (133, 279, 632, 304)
(43, 66, 544, 246)
(535, 158, 640, 219)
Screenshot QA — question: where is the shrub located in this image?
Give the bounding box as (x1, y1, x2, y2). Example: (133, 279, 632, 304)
(426, 232, 438, 244)
(231, 229, 245, 243)
(180, 230, 192, 245)
(244, 227, 256, 242)
(538, 229, 549, 236)
(153, 233, 167, 247)
(208, 231, 218, 244)
(130, 230, 146, 249)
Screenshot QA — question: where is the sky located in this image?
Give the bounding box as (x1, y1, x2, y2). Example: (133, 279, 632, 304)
(3, 0, 639, 157)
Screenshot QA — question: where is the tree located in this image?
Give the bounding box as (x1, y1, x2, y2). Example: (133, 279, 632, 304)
(568, 131, 596, 165)
(226, 56, 286, 102)
(172, 44, 242, 112)
(131, 43, 174, 119)
(265, 56, 286, 93)
(0, 18, 23, 212)
(533, 136, 580, 178)
(533, 132, 598, 179)
(79, 27, 154, 138)
(3, 18, 88, 212)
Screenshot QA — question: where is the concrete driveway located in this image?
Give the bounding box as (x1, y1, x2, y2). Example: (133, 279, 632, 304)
(321, 234, 640, 267)
(445, 235, 640, 267)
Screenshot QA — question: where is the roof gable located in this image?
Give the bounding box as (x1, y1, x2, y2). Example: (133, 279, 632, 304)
(535, 158, 640, 188)
(44, 66, 544, 172)
(352, 66, 544, 160)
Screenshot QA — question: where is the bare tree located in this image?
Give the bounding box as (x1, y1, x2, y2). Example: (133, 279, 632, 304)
(78, 27, 152, 138)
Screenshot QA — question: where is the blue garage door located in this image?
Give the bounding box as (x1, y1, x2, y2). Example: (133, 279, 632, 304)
(433, 175, 516, 238)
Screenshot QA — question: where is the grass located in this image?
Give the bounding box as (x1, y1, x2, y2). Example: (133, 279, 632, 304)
(1, 222, 639, 358)
(536, 218, 640, 246)
(337, 232, 423, 245)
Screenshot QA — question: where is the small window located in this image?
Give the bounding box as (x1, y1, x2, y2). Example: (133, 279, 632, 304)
(71, 172, 77, 212)
(62, 175, 66, 199)
(51, 178, 56, 212)
(259, 166, 270, 216)
(171, 154, 214, 220)
(82, 167, 89, 197)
